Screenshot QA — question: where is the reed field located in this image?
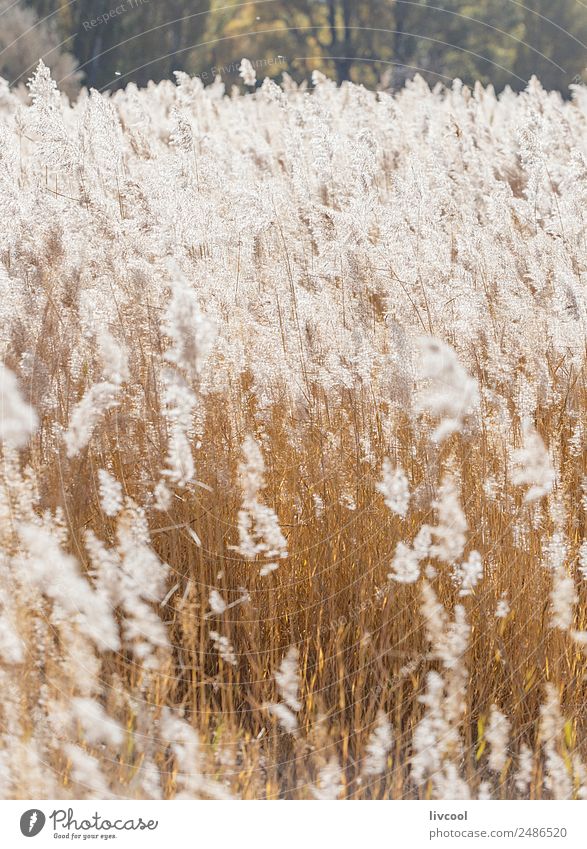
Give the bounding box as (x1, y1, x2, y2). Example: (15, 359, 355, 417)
(0, 62, 586, 800)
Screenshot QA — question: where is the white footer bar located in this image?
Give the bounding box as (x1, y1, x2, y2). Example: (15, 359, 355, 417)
(1, 800, 584, 848)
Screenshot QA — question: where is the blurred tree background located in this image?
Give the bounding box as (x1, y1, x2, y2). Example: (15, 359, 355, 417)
(1, 1, 586, 94)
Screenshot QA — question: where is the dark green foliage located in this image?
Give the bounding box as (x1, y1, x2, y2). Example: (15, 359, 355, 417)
(19, 1, 587, 93)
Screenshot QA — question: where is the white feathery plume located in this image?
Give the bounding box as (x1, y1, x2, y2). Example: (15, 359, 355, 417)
(412, 582, 470, 796)
(170, 106, 194, 154)
(275, 646, 301, 712)
(0, 364, 38, 447)
(578, 540, 587, 580)
(455, 550, 483, 596)
(495, 594, 510, 619)
(209, 630, 237, 666)
(478, 781, 492, 799)
(98, 331, 129, 385)
(27, 61, 78, 169)
(266, 703, 298, 735)
(266, 646, 301, 734)
(71, 698, 124, 748)
(115, 503, 169, 664)
(540, 684, 573, 800)
(17, 522, 119, 652)
(162, 372, 196, 487)
(234, 436, 288, 575)
(388, 524, 431, 585)
(411, 671, 451, 788)
(377, 459, 410, 517)
(415, 337, 479, 442)
(239, 58, 257, 87)
(543, 532, 567, 571)
(550, 567, 577, 631)
(486, 705, 510, 773)
(163, 279, 215, 381)
(311, 757, 343, 800)
(63, 744, 113, 798)
(389, 541, 422, 584)
(515, 744, 534, 795)
(65, 333, 127, 458)
(98, 469, 123, 517)
(0, 583, 24, 663)
(153, 480, 172, 511)
(434, 763, 471, 800)
(84, 502, 169, 665)
(160, 281, 215, 486)
(362, 712, 393, 777)
(161, 708, 234, 799)
(511, 419, 555, 503)
(430, 476, 467, 564)
(65, 382, 120, 457)
(208, 589, 228, 616)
